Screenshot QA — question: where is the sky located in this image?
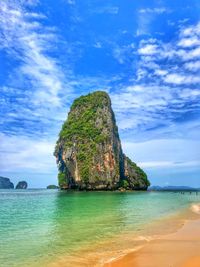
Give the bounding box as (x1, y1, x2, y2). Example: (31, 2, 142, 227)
(0, 0, 200, 188)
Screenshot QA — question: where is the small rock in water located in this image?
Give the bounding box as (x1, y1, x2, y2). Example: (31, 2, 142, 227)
(15, 181, 28, 189)
(47, 185, 59, 189)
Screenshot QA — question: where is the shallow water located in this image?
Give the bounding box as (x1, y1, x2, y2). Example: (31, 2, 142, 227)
(0, 189, 200, 266)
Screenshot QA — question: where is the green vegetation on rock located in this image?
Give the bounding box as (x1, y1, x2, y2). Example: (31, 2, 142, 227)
(58, 173, 67, 188)
(54, 91, 150, 190)
(59, 91, 110, 144)
(47, 185, 59, 189)
(125, 156, 150, 187)
(55, 91, 117, 187)
(119, 179, 129, 189)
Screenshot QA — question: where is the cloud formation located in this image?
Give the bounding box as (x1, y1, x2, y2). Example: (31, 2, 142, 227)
(0, 133, 56, 173)
(110, 20, 200, 141)
(0, 0, 200, 186)
(0, 1, 69, 106)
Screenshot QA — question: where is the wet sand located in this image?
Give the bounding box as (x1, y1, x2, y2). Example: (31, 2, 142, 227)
(105, 212, 200, 267)
(49, 203, 200, 267)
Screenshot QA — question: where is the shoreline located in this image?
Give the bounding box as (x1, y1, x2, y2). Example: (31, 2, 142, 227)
(48, 203, 200, 267)
(104, 203, 200, 267)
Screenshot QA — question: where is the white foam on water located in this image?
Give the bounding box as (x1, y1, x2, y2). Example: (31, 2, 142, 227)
(102, 245, 143, 265)
(191, 203, 200, 214)
(133, 235, 153, 241)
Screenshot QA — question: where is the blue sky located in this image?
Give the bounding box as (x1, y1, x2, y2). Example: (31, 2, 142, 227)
(0, 0, 200, 188)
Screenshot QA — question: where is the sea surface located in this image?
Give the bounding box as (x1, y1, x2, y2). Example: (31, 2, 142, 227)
(0, 189, 200, 267)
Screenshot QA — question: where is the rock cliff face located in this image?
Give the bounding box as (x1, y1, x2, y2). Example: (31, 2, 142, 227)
(54, 91, 150, 190)
(15, 181, 28, 189)
(0, 176, 14, 189)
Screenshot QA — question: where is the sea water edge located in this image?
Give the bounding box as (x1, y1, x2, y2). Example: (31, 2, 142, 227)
(0, 189, 200, 267)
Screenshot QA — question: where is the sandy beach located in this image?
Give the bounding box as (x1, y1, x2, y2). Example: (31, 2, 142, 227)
(47, 203, 200, 267)
(105, 204, 200, 267)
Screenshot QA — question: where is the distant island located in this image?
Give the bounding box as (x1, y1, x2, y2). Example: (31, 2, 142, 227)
(16, 181, 28, 189)
(47, 185, 59, 189)
(0, 176, 14, 189)
(54, 91, 150, 190)
(0, 177, 28, 189)
(148, 185, 200, 192)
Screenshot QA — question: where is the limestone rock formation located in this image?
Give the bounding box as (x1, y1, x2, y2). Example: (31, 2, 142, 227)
(54, 91, 150, 190)
(15, 181, 28, 189)
(0, 176, 14, 189)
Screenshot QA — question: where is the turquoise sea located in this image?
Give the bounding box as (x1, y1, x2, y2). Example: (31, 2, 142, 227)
(0, 189, 200, 267)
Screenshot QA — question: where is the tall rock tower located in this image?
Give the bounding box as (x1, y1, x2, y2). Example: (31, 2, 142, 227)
(54, 91, 150, 190)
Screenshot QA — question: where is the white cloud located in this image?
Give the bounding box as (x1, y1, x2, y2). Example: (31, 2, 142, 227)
(0, 1, 72, 107)
(154, 69, 168, 76)
(180, 88, 200, 98)
(122, 139, 200, 169)
(1, 2, 200, 185)
(180, 22, 200, 37)
(138, 44, 158, 55)
(110, 81, 200, 133)
(0, 133, 56, 173)
(136, 7, 171, 35)
(164, 73, 200, 84)
(109, 21, 200, 137)
(184, 60, 200, 71)
(138, 160, 200, 168)
(134, 20, 200, 92)
(178, 37, 200, 47)
(113, 43, 135, 64)
(139, 8, 169, 14)
(113, 47, 126, 64)
(185, 47, 200, 60)
(136, 21, 200, 64)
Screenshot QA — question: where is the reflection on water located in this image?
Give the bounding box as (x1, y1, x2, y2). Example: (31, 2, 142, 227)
(0, 190, 200, 266)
